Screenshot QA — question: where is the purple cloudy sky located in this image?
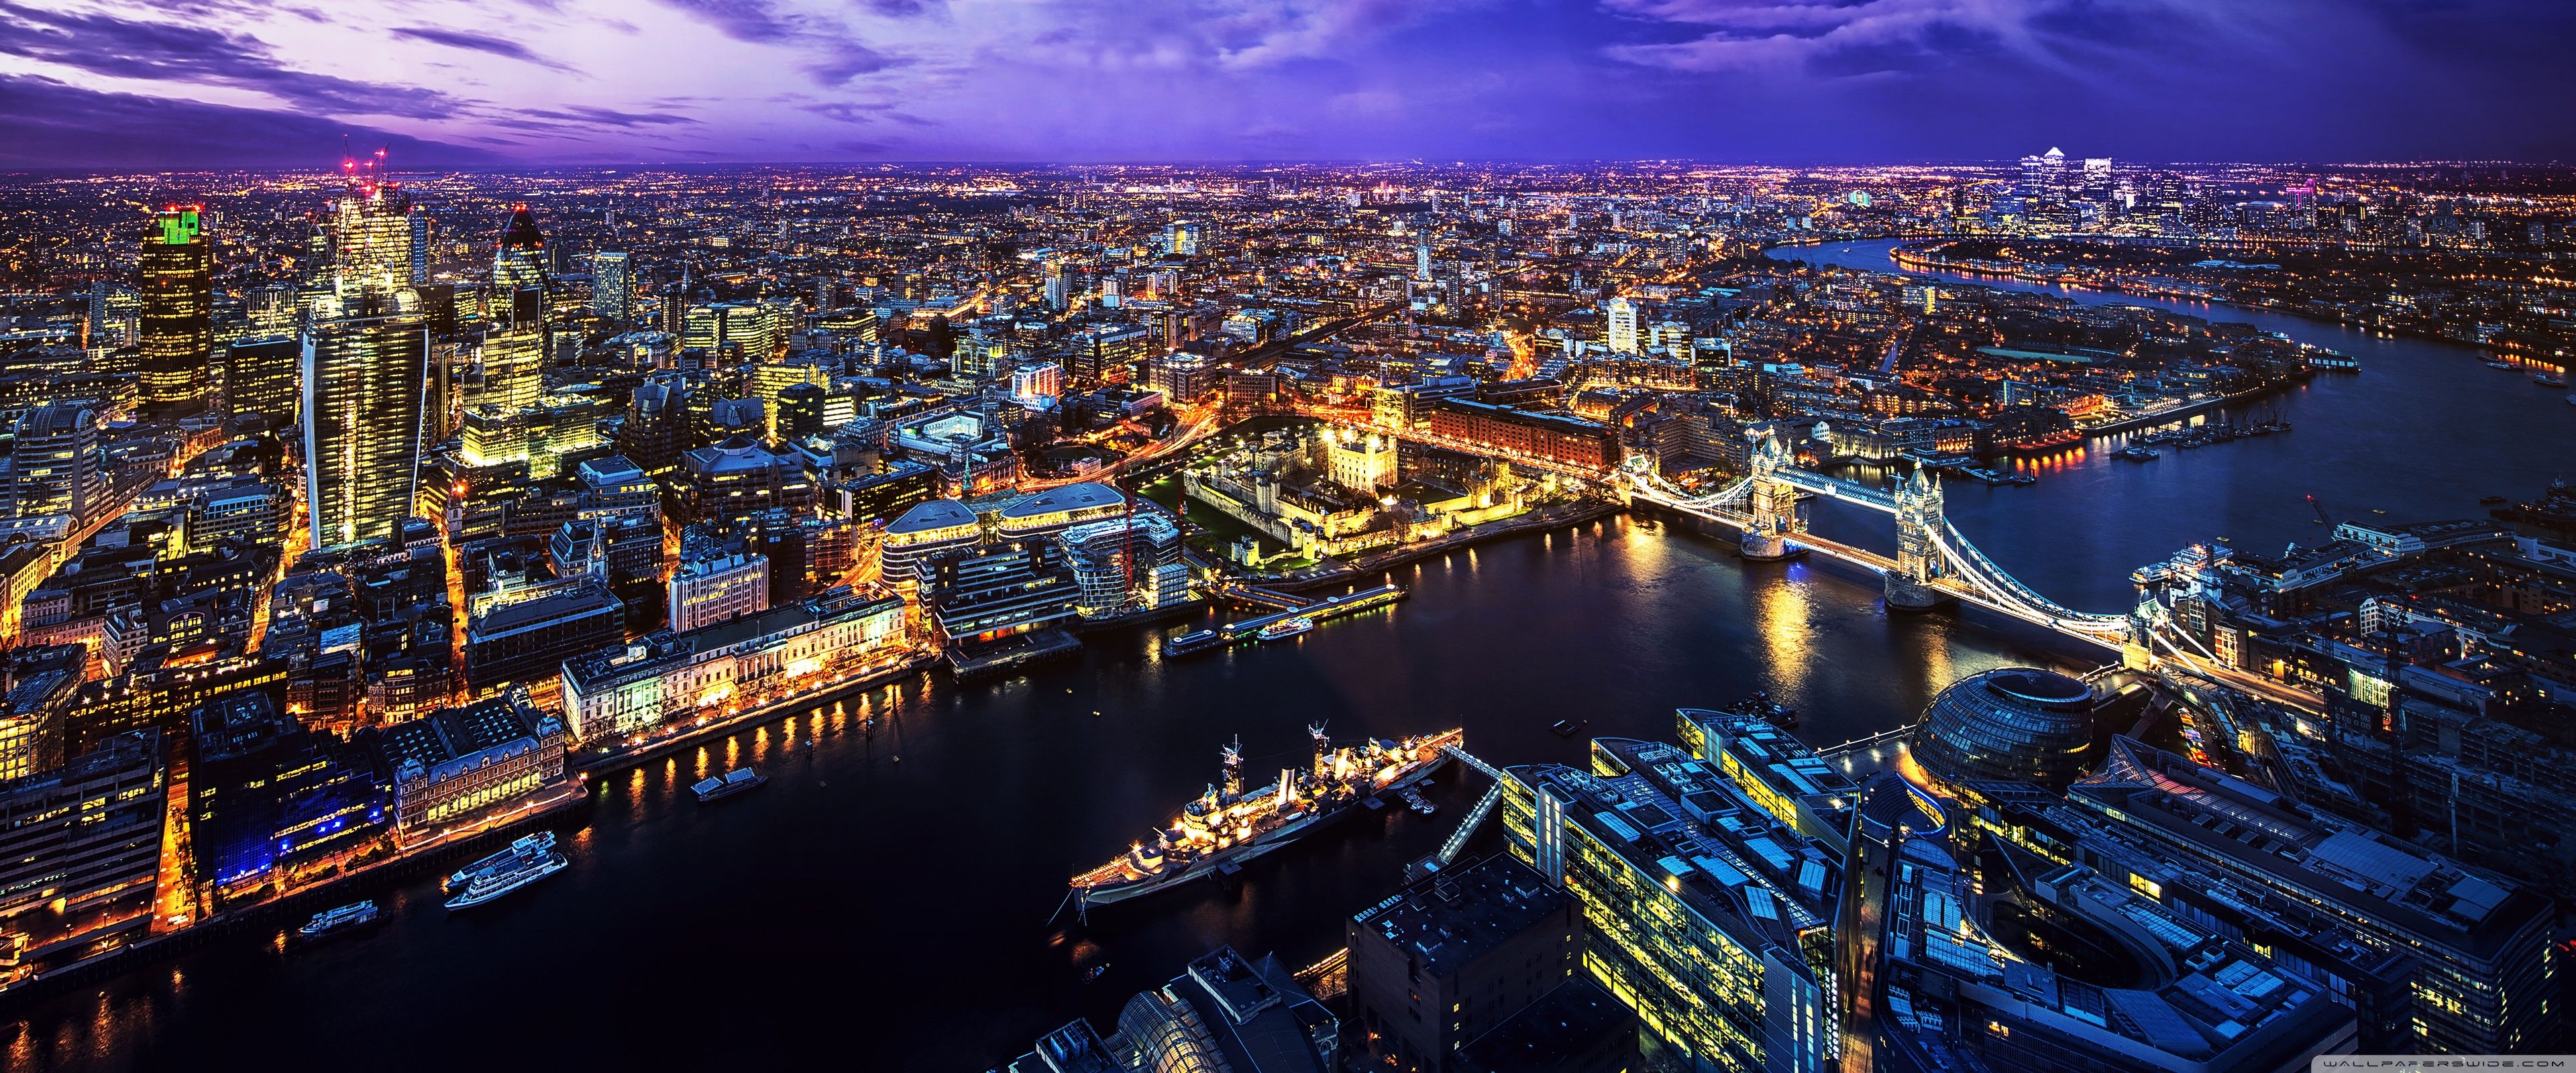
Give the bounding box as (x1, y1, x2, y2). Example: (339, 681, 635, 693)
(0, 0, 2569, 167)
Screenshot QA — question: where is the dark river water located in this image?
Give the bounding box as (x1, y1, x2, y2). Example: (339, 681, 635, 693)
(1778, 239, 2575, 611)
(7, 238, 2564, 1072)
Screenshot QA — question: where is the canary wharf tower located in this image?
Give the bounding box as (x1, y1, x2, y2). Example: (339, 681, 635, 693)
(302, 178, 427, 549)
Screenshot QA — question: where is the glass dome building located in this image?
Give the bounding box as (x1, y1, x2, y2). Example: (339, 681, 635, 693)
(1911, 668, 2096, 789)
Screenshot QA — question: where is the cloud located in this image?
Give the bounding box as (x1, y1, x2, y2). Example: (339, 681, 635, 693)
(0, 73, 497, 168)
(389, 27, 578, 73)
(654, 0, 802, 42)
(0, 1, 465, 118)
(2, 0, 2571, 164)
(651, 0, 912, 87)
(998, 0, 1489, 71)
(1597, 0, 2215, 77)
(807, 41, 910, 84)
(516, 105, 701, 127)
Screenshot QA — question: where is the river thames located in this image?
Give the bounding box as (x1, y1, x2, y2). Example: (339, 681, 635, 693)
(6, 239, 2565, 1072)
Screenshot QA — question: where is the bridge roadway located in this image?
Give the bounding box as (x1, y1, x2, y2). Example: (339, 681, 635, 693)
(1628, 484, 2129, 648)
(1286, 409, 2318, 708)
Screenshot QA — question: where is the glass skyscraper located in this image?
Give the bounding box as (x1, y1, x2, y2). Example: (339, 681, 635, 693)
(303, 293, 427, 548)
(304, 182, 429, 549)
(592, 250, 632, 321)
(1501, 738, 1835, 1073)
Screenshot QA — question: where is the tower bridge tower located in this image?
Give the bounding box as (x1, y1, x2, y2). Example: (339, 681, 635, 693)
(1739, 431, 1807, 561)
(1886, 467, 1955, 610)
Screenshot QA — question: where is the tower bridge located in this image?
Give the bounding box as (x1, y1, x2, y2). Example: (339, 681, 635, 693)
(1297, 414, 2261, 679)
(1620, 432, 2137, 648)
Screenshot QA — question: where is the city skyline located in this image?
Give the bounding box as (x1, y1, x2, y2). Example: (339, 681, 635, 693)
(3, 0, 2575, 168)
(0, 14, 2573, 1058)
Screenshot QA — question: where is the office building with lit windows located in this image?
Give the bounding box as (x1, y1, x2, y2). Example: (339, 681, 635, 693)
(1501, 738, 1836, 1073)
(223, 335, 300, 425)
(5, 405, 102, 523)
(0, 731, 166, 969)
(138, 208, 212, 410)
(477, 287, 547, 412)
(360, 689, 567, 836)
(559, 588, 905, 742)
(592, 251, 632, 321)
(303, 291, 428, 548)
(2061, 738, 2559, 1057)
(669, 549, 770, 632)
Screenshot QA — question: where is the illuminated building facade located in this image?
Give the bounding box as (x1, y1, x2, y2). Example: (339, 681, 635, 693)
(1605, 296, 1640, 355)
(0, 731, 165, 970)
(1501, 739, 1835, 1073)
(223, 336, 300, 425)
(5, 405, 101, 523)
(559, 588, 906, 742)
(303, 292, 428, 548)
(476, 288, 546, 412)
(879, 498, 980, 589)
(1426, 400, 1615, 471)
(139, 207, 213, 410)
(669, 549, 770, 632)
(360, 689, 567, 836)
(1324, 431, 1398, 494)
(995, 482, 1127, 543)
(592, 250, 632, 321)
(1061, 514, 1184, 617)
(1909, 667, 2095, 790)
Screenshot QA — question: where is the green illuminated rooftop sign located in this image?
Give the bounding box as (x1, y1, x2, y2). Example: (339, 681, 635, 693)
(158, 210, 201, 245)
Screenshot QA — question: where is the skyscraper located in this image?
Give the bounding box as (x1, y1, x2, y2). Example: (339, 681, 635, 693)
(477, 286, 545, 412)
(2081, 156, 2114, 202)
(5, 405, 101, 522)
(1605, 296, 1640, 354)
(479, 207, 549, 411)
(138, 207, 211, 411)
(407, 212, 430, 284)
(329, 184, 418, 300)
(223, 336, 301, 425)
(1043, 261, 1071, 310)
(492, 205, 547, 293)
(305, 181, 429, 549)
(592, 250, 632, 321)
(304, 292, 427, 549)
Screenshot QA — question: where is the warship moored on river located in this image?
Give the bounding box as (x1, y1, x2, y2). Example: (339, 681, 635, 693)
(1070, 726, 1464, 911)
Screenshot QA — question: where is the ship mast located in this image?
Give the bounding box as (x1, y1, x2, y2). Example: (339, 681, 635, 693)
(1222, 736, 1243, 801)
(1309, 722, 1332, 781)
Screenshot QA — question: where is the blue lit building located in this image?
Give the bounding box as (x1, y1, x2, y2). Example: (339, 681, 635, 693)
(188, 691, 386, 892)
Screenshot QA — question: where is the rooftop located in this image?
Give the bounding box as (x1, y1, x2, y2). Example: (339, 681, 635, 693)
(999, 482, 1124, 520)
(2069, 736, 2548, 958)
(1352, 855, 1568, 978)
(466, 579, 621, 640)
(884, 498, 978, 537)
